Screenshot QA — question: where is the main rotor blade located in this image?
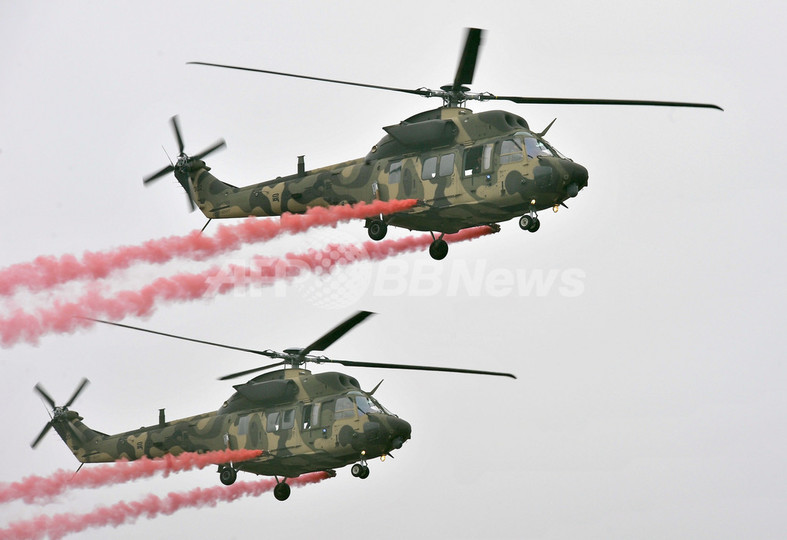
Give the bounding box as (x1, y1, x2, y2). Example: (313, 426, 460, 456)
(64, 378, 90, 408)
(192, 139, 227, 161)
(217, 360, 289, 381)
(85, 318, 280, 358)
(453, 27, 483, 91)
(489, 95, 723, 111)
(188, 62, 433, 98)
(300, 310, 375, 356)
(31, 422, 53, 449)
(143, 164, 175, 184)
(321, 357, 516, 379)
(34, 383, 56, 409)
(171, 115, 185, 154)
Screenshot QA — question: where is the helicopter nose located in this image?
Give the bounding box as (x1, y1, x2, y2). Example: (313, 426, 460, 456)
(563, 161, 588, 197)
(387, 417, 412, 450)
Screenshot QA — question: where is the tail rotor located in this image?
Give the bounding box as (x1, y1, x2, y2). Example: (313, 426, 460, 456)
(143, 116, 226, 211)
(31, 378, 90, 449)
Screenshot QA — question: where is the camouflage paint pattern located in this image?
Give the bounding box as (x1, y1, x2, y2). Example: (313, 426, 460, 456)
(50, 369, 411, 478)
(178, 107, 588, 234)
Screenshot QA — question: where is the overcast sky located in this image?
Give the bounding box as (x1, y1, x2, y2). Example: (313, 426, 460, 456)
(1, 1, 785, 539)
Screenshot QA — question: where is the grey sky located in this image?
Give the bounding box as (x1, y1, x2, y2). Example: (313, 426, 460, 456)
(1, 1, 784, 538)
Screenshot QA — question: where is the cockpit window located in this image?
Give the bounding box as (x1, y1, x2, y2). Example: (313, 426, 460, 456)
(525, 137, 554, 158)
(355, 395, 383, 415)
(500, 138, 524, 164)
(334, 396, 355, 420)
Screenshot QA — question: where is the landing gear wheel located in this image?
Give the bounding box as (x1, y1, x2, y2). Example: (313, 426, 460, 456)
(368, 220, 388, 241)
(219, 467, 237, 486)
(351, 463, 370, 479)
(274, 481, 291, 501)
(519, 215, 540, 232)
(429, 239, 449, 260)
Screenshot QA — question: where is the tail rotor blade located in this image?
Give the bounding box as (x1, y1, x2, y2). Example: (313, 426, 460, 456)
(193, 139, 227, 161)
(64, 378, 89, 408)
(143, 164, 176, 185)
(171, 115, 185, 154)
(31, 422, 53, 449)
(34, 383, 56, 409)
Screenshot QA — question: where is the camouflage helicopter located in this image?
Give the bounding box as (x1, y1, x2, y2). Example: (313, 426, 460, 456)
(144, 28, 721, 260)
(31, 312, 514, 501)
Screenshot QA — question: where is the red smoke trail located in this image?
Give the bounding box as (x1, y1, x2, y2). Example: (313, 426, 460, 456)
(0, 449, 261, 505)
(0, 226, 497, 347)
(0, 471, 330, 540)
(0, 199, 416, 297)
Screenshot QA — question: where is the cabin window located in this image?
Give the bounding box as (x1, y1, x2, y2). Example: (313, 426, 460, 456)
(389, 160, 402, 184)
(280, 408, 295, 430)
(334, 396, 355, 420)
(438, 153, 455, 177)
(266, 409, 294, 432)
(421, 156, 438, 180)
(500, 138, 524, 164)
(238, 415, 250, 435)
(422, 154, 455, 180)
(266, 411, 280, 432)
(463, 144, 493, 176)
(302, 403, 322, 430)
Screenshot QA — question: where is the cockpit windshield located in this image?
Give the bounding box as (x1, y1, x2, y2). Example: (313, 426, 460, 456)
(525, 137, 554, 158)
(351, 392, 387, 415)
(515, 131, 565, 159)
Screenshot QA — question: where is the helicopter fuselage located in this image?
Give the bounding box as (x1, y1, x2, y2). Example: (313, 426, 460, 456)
(51, 369, 411, 479)
(179, 107, 588, 234)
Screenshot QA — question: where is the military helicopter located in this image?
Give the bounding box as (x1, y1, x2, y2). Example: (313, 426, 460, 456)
(144, 29, 721, 260)
(31, 311, 514, 501)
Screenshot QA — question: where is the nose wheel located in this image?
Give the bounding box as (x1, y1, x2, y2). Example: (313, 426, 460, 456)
(519, 214, 540, 233)
(351, 462, 370, 479)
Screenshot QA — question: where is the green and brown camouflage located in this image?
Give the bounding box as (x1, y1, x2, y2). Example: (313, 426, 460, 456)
(177, 106, 589, 235)
(35, 312, 515, 499)
(48, 368, 411, 479)
(156, 26, 719, 255)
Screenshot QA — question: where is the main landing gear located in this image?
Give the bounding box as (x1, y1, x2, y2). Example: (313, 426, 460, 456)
(273, 478, 291, 501)
(429, 232, 449, 260)
(218, 465, 237, 486)
(366, 218, 388, 241)
(351, 462, 370, 479)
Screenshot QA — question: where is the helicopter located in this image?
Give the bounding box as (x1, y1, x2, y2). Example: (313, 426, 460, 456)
(31, 311, 515, 501)
(144, 28, 721, 260)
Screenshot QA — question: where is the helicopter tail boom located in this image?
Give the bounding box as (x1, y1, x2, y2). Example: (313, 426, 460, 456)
(49, 410, 112, 463)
